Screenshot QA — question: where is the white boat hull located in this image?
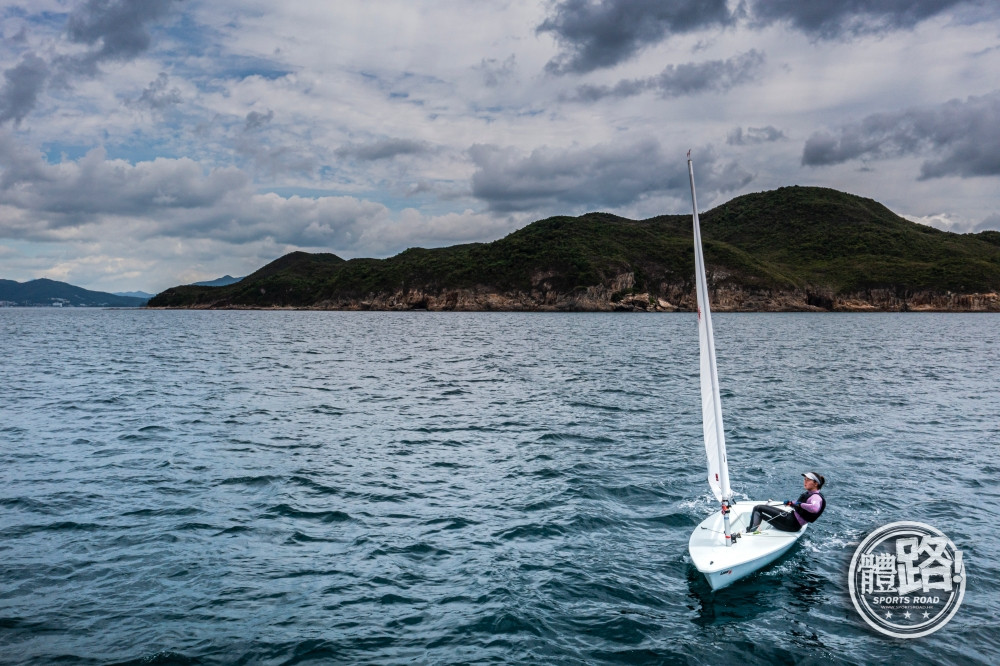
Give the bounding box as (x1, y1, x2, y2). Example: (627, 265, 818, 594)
(688, 500, 807, 591)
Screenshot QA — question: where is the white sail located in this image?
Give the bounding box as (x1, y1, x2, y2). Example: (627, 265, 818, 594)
(686, 156, 806, 586)
(688, 157, 732, 502)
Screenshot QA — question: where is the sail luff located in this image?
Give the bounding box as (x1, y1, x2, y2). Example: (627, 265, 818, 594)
(688, 158, 732, 502)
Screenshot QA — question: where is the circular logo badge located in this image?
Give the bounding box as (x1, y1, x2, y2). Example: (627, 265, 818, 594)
(848, 521, 965, 638)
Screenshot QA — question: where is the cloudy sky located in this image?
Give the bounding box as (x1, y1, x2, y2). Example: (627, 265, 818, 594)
(1, 0, 999, 293)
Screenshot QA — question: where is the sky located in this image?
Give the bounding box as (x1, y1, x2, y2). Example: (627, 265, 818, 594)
(1, 0, 999, 294)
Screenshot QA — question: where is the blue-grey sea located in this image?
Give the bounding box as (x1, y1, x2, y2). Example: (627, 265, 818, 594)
(1, 309, 998, 665)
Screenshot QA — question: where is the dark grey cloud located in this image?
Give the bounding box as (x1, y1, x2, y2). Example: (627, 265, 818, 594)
(2, 1, 182, 123)
(233, 112, 318, 178)
(476, 55, 517, 88)
(235, 143, 319, 179)
(727, 125, 786, 145)
(0, 54, 50, 125)
(336, 138, 430, 161)
(539, 0, 990, 74)
(0, 129, 51, 190)
(10, 26, 29, 45)
(244, 109, 274, 131)
(64, 0, 181, 76)
(973, 214, 1000, 232)
(749, 0, 977, 40)
(571, 50, 764, 101)
(469, 141, 752, 213)
(125, 72, 181, 112)
(802, 91, 1000, 179)
(538, 0, 732, 74)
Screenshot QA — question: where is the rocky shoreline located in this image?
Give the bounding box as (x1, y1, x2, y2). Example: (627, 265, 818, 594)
(153, 283, 1000, 312)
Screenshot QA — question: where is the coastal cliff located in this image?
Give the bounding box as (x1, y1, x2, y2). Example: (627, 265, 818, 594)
(149, 186, 1000, 312)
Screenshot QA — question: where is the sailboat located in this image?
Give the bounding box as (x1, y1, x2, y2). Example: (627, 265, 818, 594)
(685, 154, 806, 591)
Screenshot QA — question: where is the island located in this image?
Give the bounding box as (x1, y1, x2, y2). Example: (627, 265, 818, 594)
(148, 187, 1000, 312)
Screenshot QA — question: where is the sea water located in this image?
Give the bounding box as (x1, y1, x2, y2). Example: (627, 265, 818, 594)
(1, 309, 998, 665)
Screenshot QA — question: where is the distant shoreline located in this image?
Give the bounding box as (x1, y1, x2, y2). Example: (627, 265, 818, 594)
(143, 303, 1000, 313)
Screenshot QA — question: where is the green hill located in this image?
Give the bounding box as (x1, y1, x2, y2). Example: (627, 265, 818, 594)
(148, 187, 1000, 311)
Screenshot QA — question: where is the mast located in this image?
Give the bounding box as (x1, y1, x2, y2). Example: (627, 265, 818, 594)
(687, 153, 734, 544)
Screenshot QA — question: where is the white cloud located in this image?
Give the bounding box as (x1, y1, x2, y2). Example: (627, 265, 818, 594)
(0, 135, 528, 290)
(0, 0, 998, 292)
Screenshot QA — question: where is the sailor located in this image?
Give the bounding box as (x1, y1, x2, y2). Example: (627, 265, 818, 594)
(745, 472, 826, 533)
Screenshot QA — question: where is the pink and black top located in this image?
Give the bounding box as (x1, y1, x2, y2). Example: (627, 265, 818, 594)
(792, 490, 826, 526)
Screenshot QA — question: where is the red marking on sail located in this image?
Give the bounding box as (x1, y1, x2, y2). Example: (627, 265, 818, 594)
(715, 473, 719, 481)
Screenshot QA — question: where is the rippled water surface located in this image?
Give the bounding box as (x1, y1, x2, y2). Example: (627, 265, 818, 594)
(2, 309, 998, 665)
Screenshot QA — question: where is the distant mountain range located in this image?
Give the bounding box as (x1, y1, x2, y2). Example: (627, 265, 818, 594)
(0, 274, 245, 308)
(0, 279, 148, 307)
(190, 275, 243, 287)
(148, 186, 1000, 312)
